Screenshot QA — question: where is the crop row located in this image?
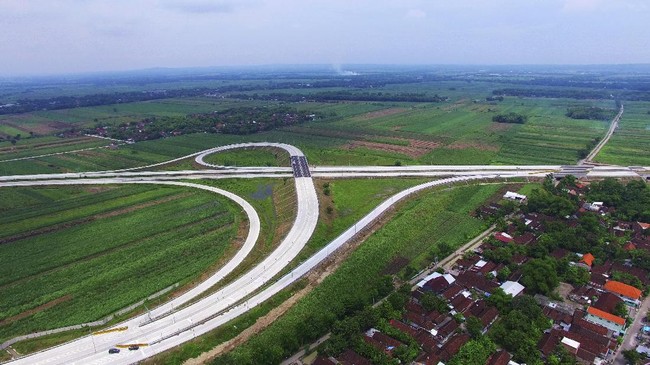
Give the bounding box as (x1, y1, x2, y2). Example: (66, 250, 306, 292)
(0, 186, 241, 342)
(0, 185, 181, 235)
(0, 187, 234, 286)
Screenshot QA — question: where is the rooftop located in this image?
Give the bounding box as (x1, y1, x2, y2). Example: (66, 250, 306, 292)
(587, 306, 626, 326)
(604, 280, 642, 300)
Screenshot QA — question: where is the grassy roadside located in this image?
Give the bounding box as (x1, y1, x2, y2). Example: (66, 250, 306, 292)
(146, 178, 432, 364)
(212, 183, 501, 365)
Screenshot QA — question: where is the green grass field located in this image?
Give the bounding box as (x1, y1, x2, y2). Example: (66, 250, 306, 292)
(595, 101, 650, 166)
(0, 83, 630, 175)
(203, 147, 290, 167)
(0, 184, 242, 343)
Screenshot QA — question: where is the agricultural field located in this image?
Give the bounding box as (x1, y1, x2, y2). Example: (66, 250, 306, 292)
(203, 147, 290, 167)
(0, 76, 628, 176)
(282, 96, 614, 166)
(214, 183, 504, 365)
(0, 135, 108, 161)
(0, 184, 242, 343)
(595, 100, 650, 166)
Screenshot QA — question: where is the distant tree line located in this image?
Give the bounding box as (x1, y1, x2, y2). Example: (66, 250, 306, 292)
(566, 106, 615, 120)
(87, 106, 322, 141)
(0, 75, 453, 115)
(493, 88, 650, 101)
(493, 88, 609, 100)
(227, 91, 448, 103)
(492, 112, 527, 124)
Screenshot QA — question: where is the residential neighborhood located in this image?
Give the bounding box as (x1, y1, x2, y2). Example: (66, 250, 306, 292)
(304, 176, 650, 365)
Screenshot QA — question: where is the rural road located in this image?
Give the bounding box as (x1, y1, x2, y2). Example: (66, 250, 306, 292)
(583, 103, 624, 164)
(612, 295, 650, 364)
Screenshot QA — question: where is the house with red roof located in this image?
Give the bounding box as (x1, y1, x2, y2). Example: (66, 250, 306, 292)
(585, 306, 626, 334)
(603, 280, 642, 307)
(576, 253, 595, 271)
(494, 232, 514, 243)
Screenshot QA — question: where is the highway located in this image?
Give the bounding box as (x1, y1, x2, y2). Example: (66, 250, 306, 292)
(2, 142, 648, 365)
(3, 143, 319, 365)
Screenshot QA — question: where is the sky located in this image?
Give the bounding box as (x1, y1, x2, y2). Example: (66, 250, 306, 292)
(1, 0, 649, 76)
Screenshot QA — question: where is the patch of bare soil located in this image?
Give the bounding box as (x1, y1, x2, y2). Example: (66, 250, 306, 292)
(406, 139, 441, 150)
(382, 256, 409, 275)
(487, 122, 513, 132)
(355, 108, 409, 121)
(343, 139, 440, 158)
(0, 122, 31, 133)
(82, 186, 116, 194)
(0, 295, 72, 326)
(447, 141, 499, 152)
(442, 98, 468, 112)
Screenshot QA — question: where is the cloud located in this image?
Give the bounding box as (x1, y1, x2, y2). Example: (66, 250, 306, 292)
(406, 9, 426, 19)
(562, 0, 603, 12)
(161, 0, 237, 14)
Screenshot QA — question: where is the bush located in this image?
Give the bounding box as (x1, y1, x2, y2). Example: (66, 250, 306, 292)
(492, 112, 527, 124)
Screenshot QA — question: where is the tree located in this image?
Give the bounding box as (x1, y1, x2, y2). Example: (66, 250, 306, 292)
(521, 258, 559, 295)
(526, 189, 575, 218)
(420, 292, 448, 313)
(497, 266, 512, 282)
(448, 337, 496, 365)
(547, 345, 578, 365)
(561, 265, 590, 287)
(486, 288, 513, 314)
(623, 349, 642, 364)
(614, 301, 628, 318)
(466, 316, 484, 339)
(489, 296, 549, 364)
(492, 112, 528, 124)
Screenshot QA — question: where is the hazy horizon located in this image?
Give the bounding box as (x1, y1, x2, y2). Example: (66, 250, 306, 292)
(2, 0, 649, 76)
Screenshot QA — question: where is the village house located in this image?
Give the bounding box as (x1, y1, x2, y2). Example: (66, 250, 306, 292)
(584, 306, 626, 334)
(603, 280, 642, 307)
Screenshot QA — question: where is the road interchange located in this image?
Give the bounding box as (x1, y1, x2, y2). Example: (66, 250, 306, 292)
(1, 142, 649, 365)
